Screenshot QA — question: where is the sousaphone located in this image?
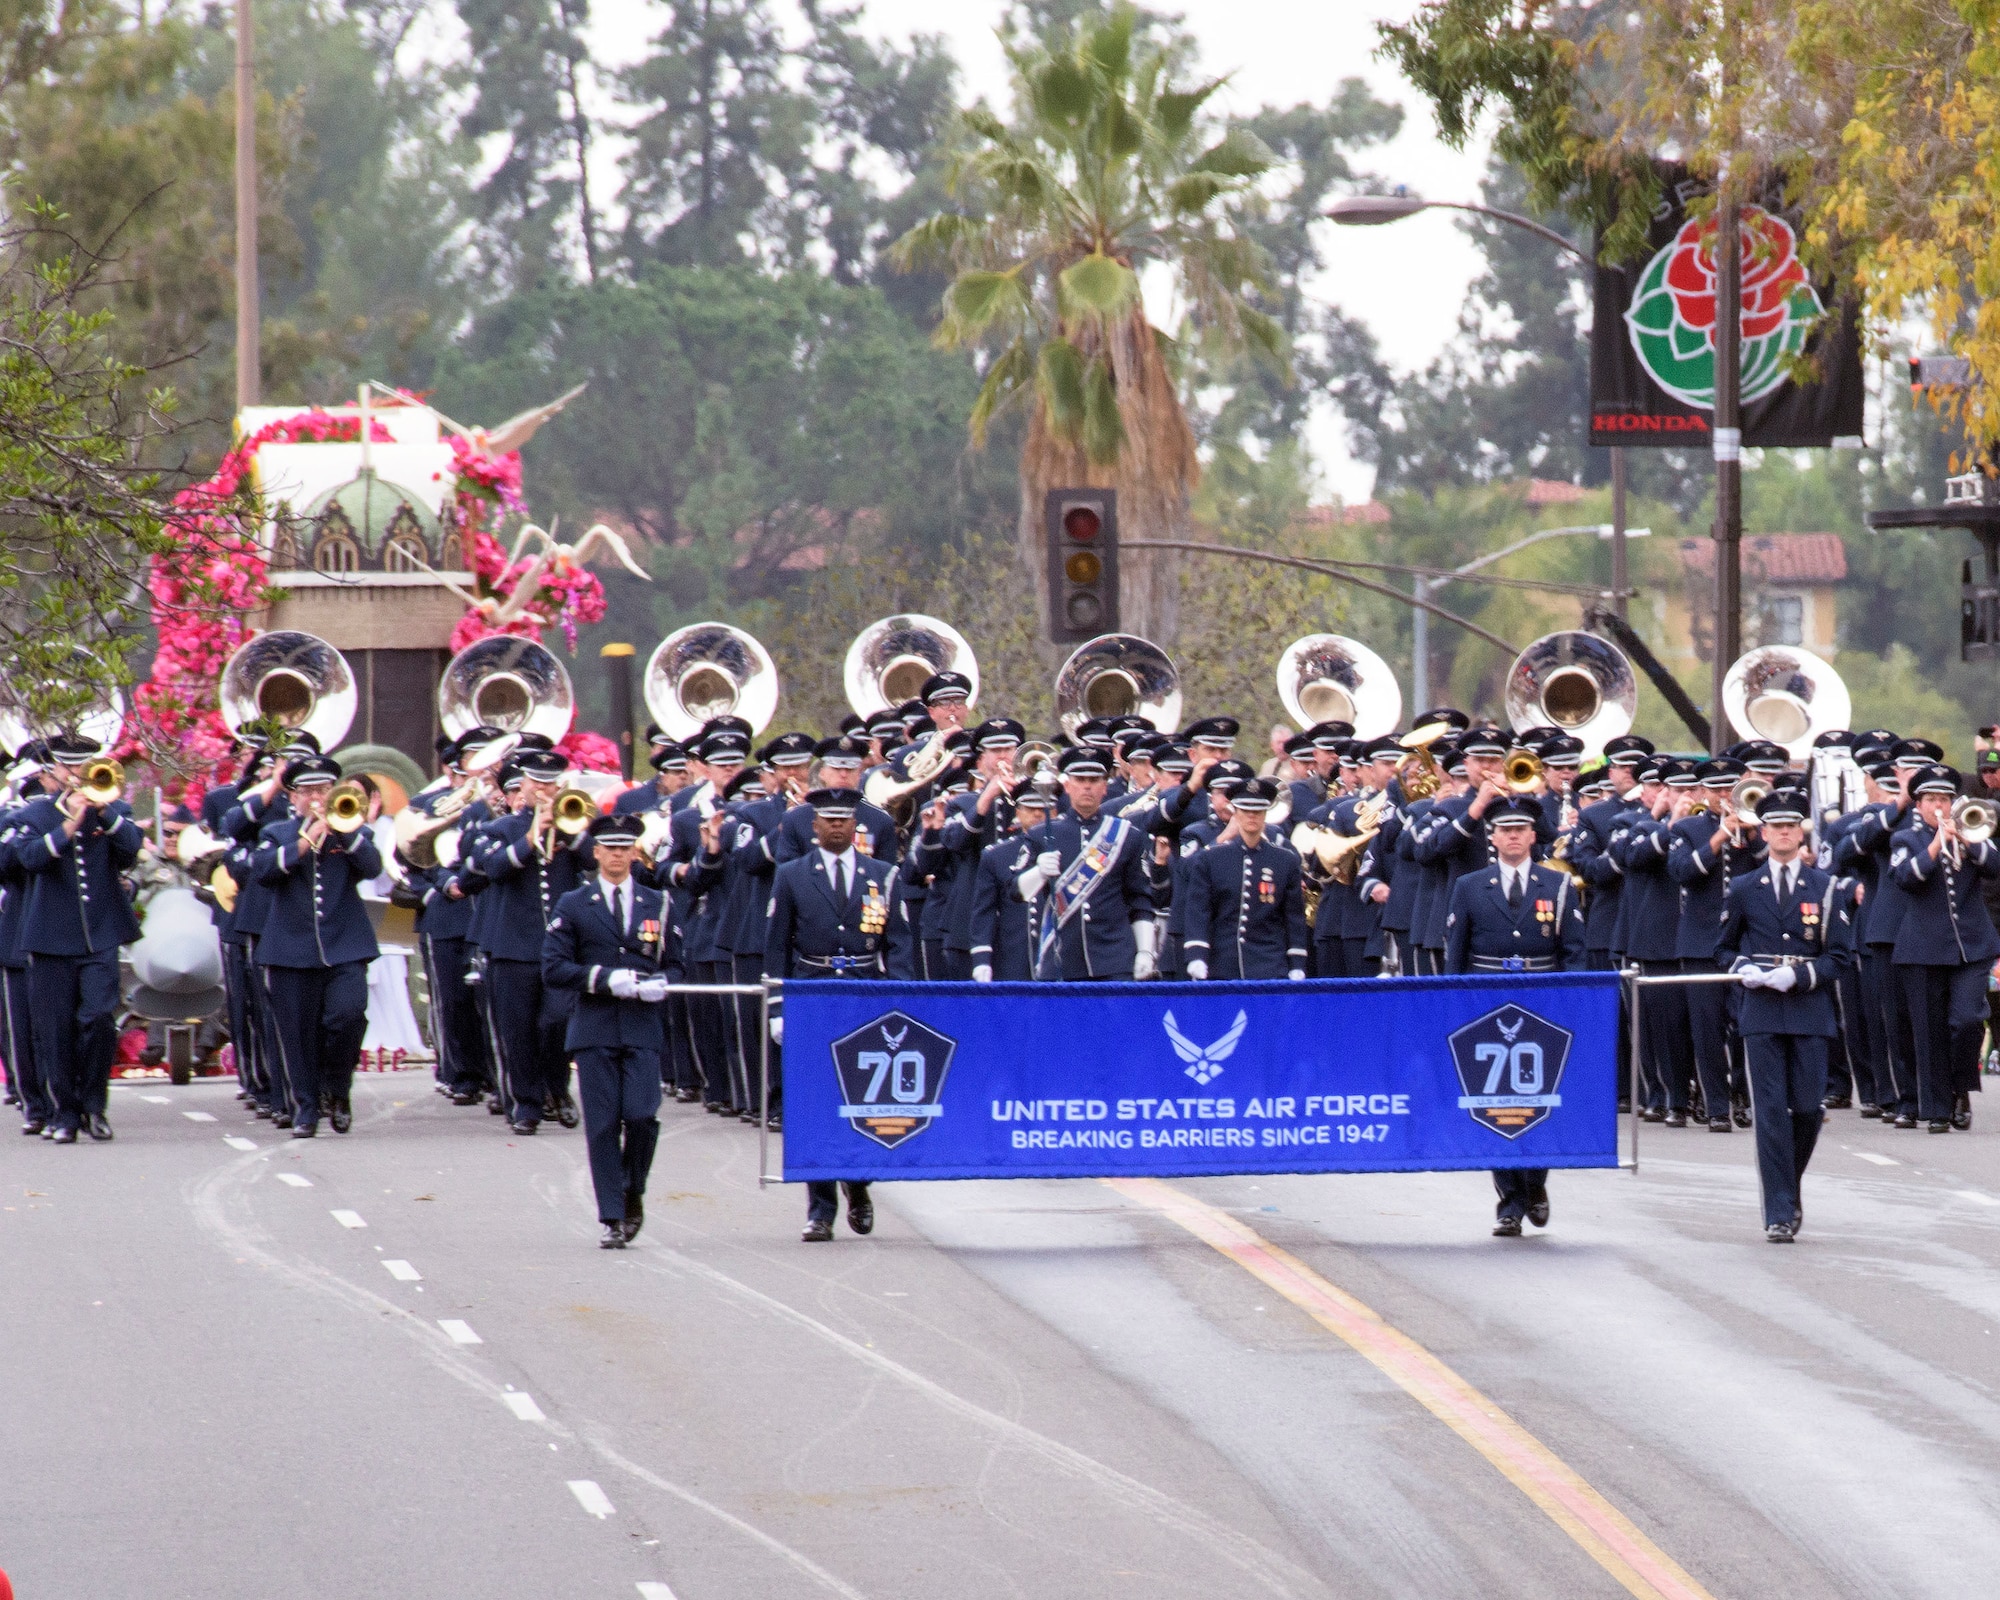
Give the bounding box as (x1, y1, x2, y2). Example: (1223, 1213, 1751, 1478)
(1503, 630, 1638, 759)
(1276, 634, 1401, 738)
(1721, 646, 1851, 761)
(844, 615, 978, 718)
(439, 635, 575, 743)
(1054, 634, 1181, 739)
(643, 623, 778, 742)
(218, 630, 357, 751)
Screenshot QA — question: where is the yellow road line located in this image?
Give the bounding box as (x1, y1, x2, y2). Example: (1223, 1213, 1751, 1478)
(1104, 1177, 1716, 1600)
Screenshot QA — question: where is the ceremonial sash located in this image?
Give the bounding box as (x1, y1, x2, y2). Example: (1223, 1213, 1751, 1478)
(1036, 815, 1134, 976)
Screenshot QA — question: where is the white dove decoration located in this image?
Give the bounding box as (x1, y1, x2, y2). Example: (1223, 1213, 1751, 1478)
(1163, 1009, 1249, 1086)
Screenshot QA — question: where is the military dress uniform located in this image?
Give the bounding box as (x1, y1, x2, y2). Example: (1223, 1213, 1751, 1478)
(16, 764, 143, 1141)
(1717, 804, 1852, 1237)
(220, 775, 298, 1120)
(405, 765, 492, 1105)
(1614, 771, 1693, 1118)
(967, 819, 1049, 982)
(248, 759, 381, 1136)
(0, 776, 48, 1131)
(1667, 772, 1762, 1127)
(1020, 750, 1158, 982)
(1442, 799, 1586, 1234)
(766, 791, 906, 1238)
(1888, 766, 2000, 1130)
(1182, 780, 1307, 980)
(1842, 793, 1920, 1121)
(542, 814, 682, 1247)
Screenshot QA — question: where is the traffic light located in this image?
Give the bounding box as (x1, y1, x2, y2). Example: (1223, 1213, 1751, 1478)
(1046, 488, 1118, 644)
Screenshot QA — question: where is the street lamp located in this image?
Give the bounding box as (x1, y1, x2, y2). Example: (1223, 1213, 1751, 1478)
(1409, 523, 1650, 712)
(1327, 191, 1640, 698)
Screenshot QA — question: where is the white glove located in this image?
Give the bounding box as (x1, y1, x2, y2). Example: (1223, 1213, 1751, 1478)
(1288, 968, 1305, 982)
(1014, 866, 1048, 900)
(1765, 965, 1798, 993)
(1736, 966, 1770, 990)
(637, 977, 670, 1003)
(972, 964, 993, 983)
(1132, 919, 1156, 981)
(768, 1016, 784, 1044)
(607, 969, 640, 1000)
(1037, 850, 1062, 877)
(1134, 950, 1157, 980)
(1185, 959, 1209, 981)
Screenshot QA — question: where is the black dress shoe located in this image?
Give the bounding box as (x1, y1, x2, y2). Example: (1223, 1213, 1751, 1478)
(556, 1095, 581, 1130)
(1492, 1216, 1522, 1237)
(1664, 1109, 1688, 1128)
(254, 1104, 274, 1120)
(51, 1125, 76, 1144)
(674, 1087, 701, 1103)
(1894, 1112, 1918, 1129)
(486, 1093, 505, 1115)
(739, 1109, 761, 1125)
(1823, 1094, 1852, 1110)
(765, 1111, 783, 1132)
(801, 1217, 834, 1242)
(274, 1112, 293, 1130)
(1766, 1221, 1795, 1242)
(450, 1089, 480, 1106)
(705, 1101, 730, 1115)
(86, 1112, 113, 1142)
(329, 1098, 353, 1135)
(621, 1190, 644, 1242)
(1640, 1107, 1665, 1123)
(1708, 1117, 1733, 1132)
(508, 1120, 537, 1136)
(1732, 1101, 1753, 1129)
(1859, 1103, 1883, 1119)
(847, 1198, 874, 1236)
(20, 1118, 44, 1135)
(1953, 1092, 1973, 1131)
(1929, 1118, 1952, 1134)
(599, 1222, 626, 1250)
(1527, 1199, 1550, 1229)
(291, 1123, 317, 1138)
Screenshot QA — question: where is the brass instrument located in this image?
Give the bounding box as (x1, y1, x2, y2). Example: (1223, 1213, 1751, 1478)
(636, 809, 675, 867)
(1293, 791, 1393, 887)
(441, 636, 575, 742)
(1012, 740, 1062, 798)
(324, 779, 368, 833)
(1275, 634, 1402, 738)
(1729, 776, 1770, 827)
(1721, 646, 1852, 760)
(644, 623, 778, 741)
(1503, 749, 1543, 793)
(1953, 794, 1997, 844)
(552, 786, 596, 835)
(844, 615, 978, 718)
(175, 822, 225, 867)
(1054, 634, 1182, 738)
(1504, 631, 1638, 759)
(1395, 721, 1450, 801)
(219, 630, 357, 750)
(433, 824, 464, 871)
(393, 772, 484, 870)
(77, 758, 123, 807)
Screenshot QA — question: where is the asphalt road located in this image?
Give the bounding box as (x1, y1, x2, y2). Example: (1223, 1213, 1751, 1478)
(7, 1075, 2000, 1599)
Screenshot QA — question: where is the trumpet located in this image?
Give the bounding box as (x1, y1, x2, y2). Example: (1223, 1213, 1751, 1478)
(326, 780, 370, 834)
(1952, 794, 1997, 844)
(75, 758, 123, 808)
(552, 786, 597, 836)
(1729, 776, 1770, 828)
(1503, 749, 1543, 794)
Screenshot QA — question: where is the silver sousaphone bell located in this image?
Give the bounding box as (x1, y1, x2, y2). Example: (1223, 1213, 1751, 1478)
(1054, 634, 1182, 739)
(1721, 646, 1851, 760)
(643, 623, 778, 742)
(1275, 634, 1402, 738)
(844, 614, 979, 718)
(1503, 630, 1639, 758)
(218, 630, 358, 751)
(439, 635, 576, 742)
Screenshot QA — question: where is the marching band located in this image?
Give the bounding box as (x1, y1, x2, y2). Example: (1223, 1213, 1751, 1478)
(6, 615, 1999, 1252)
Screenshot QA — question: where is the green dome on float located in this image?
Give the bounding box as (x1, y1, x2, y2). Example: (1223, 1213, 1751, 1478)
(284, 467, 461, 575)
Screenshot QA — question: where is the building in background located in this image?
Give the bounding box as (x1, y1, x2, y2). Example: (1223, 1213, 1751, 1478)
(1671, 533, 1847, 668)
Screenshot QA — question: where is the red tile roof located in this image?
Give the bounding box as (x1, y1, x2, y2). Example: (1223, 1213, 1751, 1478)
(1679, 533, 1847, 584)
(1526, 478, 1589, 505)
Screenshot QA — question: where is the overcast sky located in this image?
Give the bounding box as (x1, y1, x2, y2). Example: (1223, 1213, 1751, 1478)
(584, 0, 1494, 503)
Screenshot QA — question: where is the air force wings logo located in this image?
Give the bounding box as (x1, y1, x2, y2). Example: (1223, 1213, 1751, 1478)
(1163, 1009, 1247, 1086)
(1447, 1003, 1572, 1138)
(830, 1010, 955, 1149)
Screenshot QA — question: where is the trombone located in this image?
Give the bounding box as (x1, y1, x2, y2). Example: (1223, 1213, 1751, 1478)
(1503, 749, 1543, 794)
(326, 780, 370, 835)
(1952, 794, 1997, 845)
(77, 757, 124, 808)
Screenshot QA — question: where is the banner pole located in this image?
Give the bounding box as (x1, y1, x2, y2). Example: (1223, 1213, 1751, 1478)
(1626, 966, 1642, 1172)
(758, 980, 778, 1188)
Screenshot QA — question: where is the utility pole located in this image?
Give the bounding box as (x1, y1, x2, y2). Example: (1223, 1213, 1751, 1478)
(234, 0, 259, 408)
(1410, 577, 1429, 713)
(1610, 448, 1630, 622)
(1709, 186, 1742, 754)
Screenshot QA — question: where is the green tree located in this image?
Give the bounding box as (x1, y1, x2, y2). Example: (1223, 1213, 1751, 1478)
(894, 2, 1282, 646)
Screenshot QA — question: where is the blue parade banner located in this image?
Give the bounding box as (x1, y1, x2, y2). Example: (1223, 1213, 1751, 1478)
(779, 974, 1621, 1183)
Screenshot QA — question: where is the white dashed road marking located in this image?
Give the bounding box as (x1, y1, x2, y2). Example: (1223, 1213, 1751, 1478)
(1854, 1152, 1898, 1166)
(438, 1319, 481, 1345)
(382, 1260, 421, 1282)
(331, 1210, 367, 1229)
(637, 1584, 678, 1599)
(1954, 1189, 2000, 1207)
(275, 1173, 312, 1188)
(224, 1136, 257, 1151)
(568, 1480, 615, 1518)
(183, 1111, 217, 1123)
(501, 1392, 545, 1421)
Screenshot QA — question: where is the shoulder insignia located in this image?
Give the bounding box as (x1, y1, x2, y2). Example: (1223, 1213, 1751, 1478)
(1180, 837, 1199, 857)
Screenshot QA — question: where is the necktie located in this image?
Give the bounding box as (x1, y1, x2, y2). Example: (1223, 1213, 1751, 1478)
(1777, 866, 1790, 904)
(832, 858, 846, 905)
(611, 886, 624, 934)
(1507, 871, 1522, 909)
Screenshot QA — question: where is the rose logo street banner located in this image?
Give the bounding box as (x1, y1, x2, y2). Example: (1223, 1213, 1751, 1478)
(780, 975, 1621, 1184)
(1589, 165, 1863, 448)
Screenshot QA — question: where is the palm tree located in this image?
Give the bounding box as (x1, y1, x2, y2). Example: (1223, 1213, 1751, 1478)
(892, 3, 1280, 646)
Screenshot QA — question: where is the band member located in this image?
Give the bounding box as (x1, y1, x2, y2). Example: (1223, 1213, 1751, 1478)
(543, 814, 680, 1249)
(1669, 757, 1761, 1129)
(661, 735, 736, 1109)
(1570, 736, 1653, 971)
(612, 731, 689, 815)
(1889, 764, 2000, 1132)
(772, 735, 897, 863)
(1182, 777, 1308, 980)
(407, 734, 492, 1106)
(1718, 791, 1853, 1239)
(249, 755, 380, 1137)
(1846, 746, 1924, 1124)
(1442, 794, 1586, 1237)
(1016, 744, 1159, 982)
(0, 744, 54, 1134)
(1617, 757, 1695, 1122)
(765, 787, 906, 1242)
(469, 742, 587, 1134)
(969, 787, 1056, 981)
